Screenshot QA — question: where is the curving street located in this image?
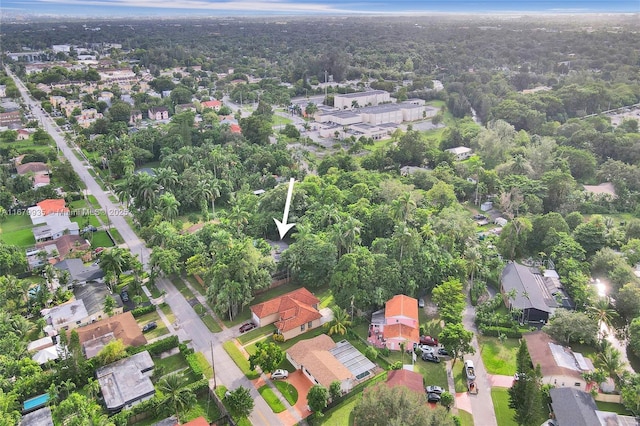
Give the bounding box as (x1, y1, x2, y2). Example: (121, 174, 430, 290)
(7, 67, 282, 426)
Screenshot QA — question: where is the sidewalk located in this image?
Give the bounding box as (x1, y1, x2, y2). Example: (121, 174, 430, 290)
(176, 275, 227, 333)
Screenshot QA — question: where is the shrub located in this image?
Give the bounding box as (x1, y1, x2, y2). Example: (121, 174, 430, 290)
(478, 325, 522, 339)
(131, 304, 156, 318)
(272, 333, 285, 343)
(380, 347, 391, 357)
(364, 346, 378, 361)
(127, 335, 179, 356)
(186, 353, 203, 377)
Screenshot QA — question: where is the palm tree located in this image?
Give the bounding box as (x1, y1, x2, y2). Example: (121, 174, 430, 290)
(154, 167, 179, 192)
(339, 216, 361, 255)
(391, 192, 416, 224)
(100, 248, 126, 280)
(158, 374, 196, 424)
(465, 245, 482, 283)
(226, 204, 250, 236)
(588, 298, 618, 335)
(209, 177, 222, 217)
(325, 306, 352, 336)
(83, 378, 101, 400)
(60, 379, 76, 398)
(191, 178, 213, 219)
(133, 173, 160, 210)
(596, 346, 625, 384)
(157, 192, 181, 222)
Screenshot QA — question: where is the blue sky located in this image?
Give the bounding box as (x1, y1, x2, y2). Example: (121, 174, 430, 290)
(2, 0, 638, 17)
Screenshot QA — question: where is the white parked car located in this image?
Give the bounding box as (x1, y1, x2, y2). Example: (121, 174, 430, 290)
(271, 369, 289, 380)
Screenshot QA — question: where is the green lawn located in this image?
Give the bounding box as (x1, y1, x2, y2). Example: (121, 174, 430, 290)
(491, 387, 517, 426)
(415, 361, 448, 390)
(181, 392, 222, 425)
(136, 310, 170, 340)
(274, 381, 298, 405)
(453, 362, 468, 393)
(154, 352, 188, 374)
(193, 352, 214, 379)
(258, 385, 286, 413)
(109, 228, 124, 244)
(89, 230, 114, 249)
(316, 393, 360, 426)
(221, 281, 302, 327)
(595, 401, 635, 415)
(186, 275, 208, 296)
(160, 303, 176, 324)
(0, 214, 35, 247)
(201, 314, 223, 333)
(222, 341, 259, 380)
(479, 336, 519, 375)
(238, 324, 276, 345)
(272, 115, 293, 126)
(457, 409, 474, 426)
(170, 275, 196, 300)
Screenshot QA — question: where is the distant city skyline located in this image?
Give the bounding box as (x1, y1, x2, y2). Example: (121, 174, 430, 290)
(2, 0, 638, 18)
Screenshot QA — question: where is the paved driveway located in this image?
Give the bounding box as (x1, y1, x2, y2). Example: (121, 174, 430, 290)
(288, 370, 313, 419)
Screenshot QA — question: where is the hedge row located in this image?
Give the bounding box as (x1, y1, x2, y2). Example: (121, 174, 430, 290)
(186, 353, 204, 377)
(127, 335, 179, 356)
(131, 304, 156, 318)
(478, 325, 523, 338)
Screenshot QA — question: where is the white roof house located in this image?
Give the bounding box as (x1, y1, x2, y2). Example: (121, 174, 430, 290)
(96, 351, 155, 412)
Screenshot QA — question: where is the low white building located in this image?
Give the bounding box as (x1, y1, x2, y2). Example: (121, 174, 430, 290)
(96, 351, 155, 413)
(446, 146, 473, 161)
(333, 90, 391, 110)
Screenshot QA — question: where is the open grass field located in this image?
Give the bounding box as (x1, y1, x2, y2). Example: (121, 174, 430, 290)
(89, 230, 114, 249)
(491, 387, 517, 426)
(238, 324, 275, 345)
(595, 401, 635, 415)
(258, 385, 286, 413)
(478, 336, 519, 376)
(0, 214, 36, 247)
(274, 381, 298, 405)
(315, 394, 360, 426)
(415, 361, 448, 390)
(154, 352, 188, 375)
(457, 409, 474, 426)
(272, 115, 293, 127)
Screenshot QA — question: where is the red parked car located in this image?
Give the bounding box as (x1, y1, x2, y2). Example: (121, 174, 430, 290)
(420, 335, 438, 346)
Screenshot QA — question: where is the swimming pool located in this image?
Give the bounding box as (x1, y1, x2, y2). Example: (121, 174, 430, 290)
(23, 393, 49, 412)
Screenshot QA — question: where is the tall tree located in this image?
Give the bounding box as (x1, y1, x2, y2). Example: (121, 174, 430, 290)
(227, 386, 254, 419)
(509, 340, 544, 426)
(158, 373, 196, 424)
(325, 306, 352, 336)
(438, 323, 475, 367)
(307, 385, 329, 416)
(248, 341, 285, 374)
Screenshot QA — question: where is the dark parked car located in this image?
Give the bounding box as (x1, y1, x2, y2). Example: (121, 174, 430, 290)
(422, 352, 441, 363)
(142, 322, 157, 333)
(420, 335, 438, 346)
(427, 393, 441, 403)
(437, 348, 450, 356)
(425, 385, 443, 395)
(120, 290, 129, 302)
(239, 322, 257, 333)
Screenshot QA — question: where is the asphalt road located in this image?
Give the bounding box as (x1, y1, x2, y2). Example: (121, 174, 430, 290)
(7, 68, 281, 425)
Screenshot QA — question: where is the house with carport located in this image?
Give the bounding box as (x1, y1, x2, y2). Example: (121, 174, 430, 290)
(286, 334, 376, 394)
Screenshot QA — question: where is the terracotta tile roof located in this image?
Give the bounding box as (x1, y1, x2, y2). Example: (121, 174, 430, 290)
(230, 123, 241, 133)
(523, 331, 583, 380)
(36, 234, 90, 258)
(287, 334, 353, 388)
(16, 162, 49, 175)
(70, 312, 147, 351)
(180, 417, 209, 426)
(201, 100, 221, 109)
(33, 174, 51, 185)
(251, 287, 319, 318)
(383, 323, 420, 343)
(385, 295, 418, 321)
(37, 199, 69, 215)
(274, 299, 322, 333)
(386, 369, 424, 394)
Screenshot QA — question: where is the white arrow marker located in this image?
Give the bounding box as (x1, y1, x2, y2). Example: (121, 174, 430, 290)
(273, 178, 296, 239)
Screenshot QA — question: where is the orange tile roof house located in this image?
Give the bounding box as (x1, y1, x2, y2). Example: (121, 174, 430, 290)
(385, 369, 425, 395)
(37, 198, 70, 216)
(370, 295, 420, 351)
(250, 287, 322, 341)
(201, 100, 222, 111)
(70, 312, 147, 358)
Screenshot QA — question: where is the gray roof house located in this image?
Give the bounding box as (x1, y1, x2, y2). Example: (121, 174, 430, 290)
(96, 351, 155, 413)
(500, 262, 558, 323)
(20, 406, 54, 426)
(549, 387, 636, 426)
(54, 259, 105, 285)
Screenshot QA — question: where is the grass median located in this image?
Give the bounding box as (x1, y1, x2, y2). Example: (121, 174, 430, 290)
(222, 341, 260, 380)
(258, 385, 286, 413)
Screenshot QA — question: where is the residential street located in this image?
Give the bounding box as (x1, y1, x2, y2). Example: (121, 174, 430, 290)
(460, 293, 499, 426)
(7, 68, 283, 426)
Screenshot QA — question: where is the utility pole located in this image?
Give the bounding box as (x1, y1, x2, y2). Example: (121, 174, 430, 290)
(324, 70, 328, 103)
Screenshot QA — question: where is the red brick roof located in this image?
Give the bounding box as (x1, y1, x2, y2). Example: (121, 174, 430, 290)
(251, 287, 321, 333)
(230, 123, 241, 133)
(37, 199, 69, 215)
(70, 312, 147, 349)
(385, 295, 418, 321)
(201, 100, 221, 109)
(180, 417, 209, 426)
(383, 323, 420, 343)
(36, 234, 90, 258)
(386, 369, 424, 394)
